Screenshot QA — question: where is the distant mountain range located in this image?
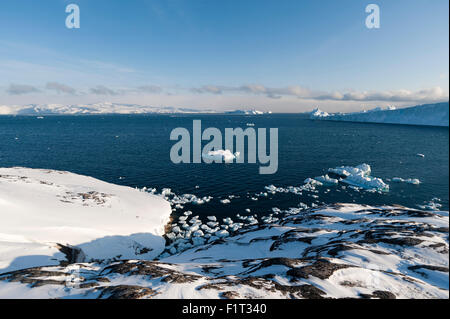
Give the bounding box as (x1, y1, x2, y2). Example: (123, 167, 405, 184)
(0, 102, 271, 116)
(310, 102, 449, 127)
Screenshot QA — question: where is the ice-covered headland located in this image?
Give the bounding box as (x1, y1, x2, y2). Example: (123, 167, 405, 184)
(0, 167, 448, 298)
(310, 102, 449, 127)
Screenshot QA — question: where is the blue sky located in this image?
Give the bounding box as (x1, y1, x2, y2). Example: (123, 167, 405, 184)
(0, 0, 448, 112)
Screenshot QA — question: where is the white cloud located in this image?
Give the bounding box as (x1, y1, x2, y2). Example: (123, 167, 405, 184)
(190, 84, 448, 103)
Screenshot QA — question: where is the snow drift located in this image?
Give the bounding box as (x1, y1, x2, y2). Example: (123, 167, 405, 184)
(0, 167, 172, 273)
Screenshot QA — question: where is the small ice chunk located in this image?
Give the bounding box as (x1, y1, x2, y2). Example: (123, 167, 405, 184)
(304, 178, 323, 187)
(216, 230, 230, 238)
(222, 217, 233, 225)
(192, 230, 204, 237)
(314, 175, 339, 185)
(172, 226, 181, 234)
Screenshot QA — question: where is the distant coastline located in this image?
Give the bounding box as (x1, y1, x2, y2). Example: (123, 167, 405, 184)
(310, 102, 449, 127)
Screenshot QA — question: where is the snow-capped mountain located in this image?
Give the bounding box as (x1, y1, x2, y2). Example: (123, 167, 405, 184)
(0, 103, 274, 115)
(0, 103, 219, 115)
(224, 109, 272, 115)
(310, 102, 449, 127)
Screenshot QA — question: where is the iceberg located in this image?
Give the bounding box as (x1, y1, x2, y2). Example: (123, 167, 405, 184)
(310, 108, 329, 118)
(328, 164, 389, 192)
(310, 102, 449, 127)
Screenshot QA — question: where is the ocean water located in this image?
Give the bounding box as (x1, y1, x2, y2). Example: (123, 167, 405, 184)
(0, 114, 448, 220)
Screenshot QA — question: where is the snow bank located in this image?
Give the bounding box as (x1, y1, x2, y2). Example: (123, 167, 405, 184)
(310, 102, 449, 127)
(0, 167, 172, 273)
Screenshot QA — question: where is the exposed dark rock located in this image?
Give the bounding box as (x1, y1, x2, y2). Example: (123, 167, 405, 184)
(98, 285, 159, 299)
(360, 290, 396, 299)
(296, 284, 327, 299)
(287, 259, 351, 280)
(79, 282, 99, 289)
(221, 291, 240, 299)
(161, 272, 201, 284)
(56, 243, 86, 265)
(101, 260, 201, 283)
(0, 267, 73, 288)
(199, 276, 327, 299)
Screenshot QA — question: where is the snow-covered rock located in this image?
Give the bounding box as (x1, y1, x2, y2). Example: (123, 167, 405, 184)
(0, 203, 447, 299)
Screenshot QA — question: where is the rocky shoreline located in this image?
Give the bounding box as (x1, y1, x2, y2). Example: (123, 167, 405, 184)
(1, 203, 448, 299)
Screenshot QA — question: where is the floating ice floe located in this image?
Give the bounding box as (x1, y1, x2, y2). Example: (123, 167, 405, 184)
(392, 177, 421, 185)
(329, 163, 371, 177)
(160, 191, 213, 206)
(329, 164, 389, 192)
(265, 164, 391, 196)
(202, 149, 240, 163)
(314, 175, 339, 185)
(304, 178, 323, 187)
(417, 198, 443, 211)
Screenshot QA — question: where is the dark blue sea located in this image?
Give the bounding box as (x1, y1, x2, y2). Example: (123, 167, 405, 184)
(0, 114, 448, 219)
